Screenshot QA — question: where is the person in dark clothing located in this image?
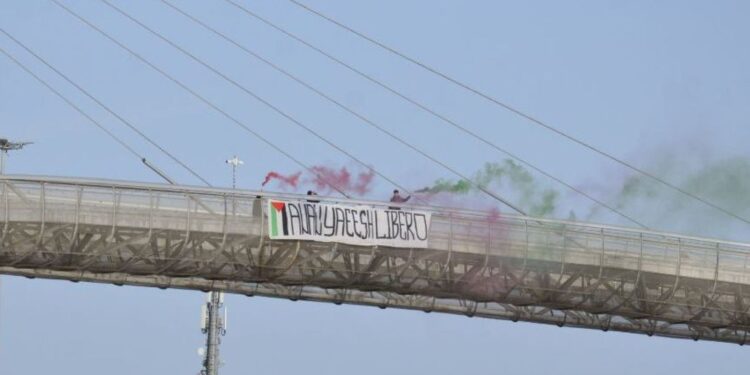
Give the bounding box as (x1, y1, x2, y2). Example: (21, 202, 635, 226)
(389, 189, 410, 210)
(390, 189, 411, 203)
(306, 190, 320, 203)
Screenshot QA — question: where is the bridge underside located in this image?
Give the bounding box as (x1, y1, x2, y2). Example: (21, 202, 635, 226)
(2, 219, 750, 345)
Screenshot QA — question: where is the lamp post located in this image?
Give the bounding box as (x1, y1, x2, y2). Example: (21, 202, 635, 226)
(225, 155, 243, 190)
(225, 155, 243, 215)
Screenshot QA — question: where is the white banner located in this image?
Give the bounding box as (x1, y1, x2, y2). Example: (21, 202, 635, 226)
(268, 199, 431, 248)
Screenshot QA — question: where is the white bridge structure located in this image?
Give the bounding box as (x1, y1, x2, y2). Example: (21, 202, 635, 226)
(2, 175, 750, 344)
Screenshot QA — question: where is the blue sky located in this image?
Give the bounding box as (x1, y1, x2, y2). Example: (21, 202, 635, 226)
(1, 0, 750, 374)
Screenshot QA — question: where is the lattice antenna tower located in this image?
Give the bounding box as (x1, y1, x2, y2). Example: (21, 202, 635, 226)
(199, 155, 242, 375)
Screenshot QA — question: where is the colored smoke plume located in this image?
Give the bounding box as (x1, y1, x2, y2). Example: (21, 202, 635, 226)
(412, 153, 750, 242)
(486, 207, 502, 223)
(589, 155, 750, 241)
(416, 160, 560, 217)
(260, 147, 750, 243)
(309, 165, 376, 195)
(261, 165, 376, 196)
(262, 171, 301, 189)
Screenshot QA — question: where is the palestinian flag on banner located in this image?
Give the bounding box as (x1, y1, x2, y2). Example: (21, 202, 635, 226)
(269, 200, 288, 237)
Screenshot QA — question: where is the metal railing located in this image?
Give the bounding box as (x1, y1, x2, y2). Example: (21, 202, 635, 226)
(1, 175, 750, 344)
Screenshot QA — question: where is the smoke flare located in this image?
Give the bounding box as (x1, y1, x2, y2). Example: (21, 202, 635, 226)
(261, 165, 376, 196)
(592, 156, 750, 240)
(309, 165, 375, 195)
(262, 171, 301, 189)
(416, 160, 560, 217)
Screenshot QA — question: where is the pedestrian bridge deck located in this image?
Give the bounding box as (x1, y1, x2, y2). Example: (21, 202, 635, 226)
(1, 175, 749, 344)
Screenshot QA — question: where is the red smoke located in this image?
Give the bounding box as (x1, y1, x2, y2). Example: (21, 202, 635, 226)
(309, 166, 375, 195)
(309, 166, 349, 192)
(262, 171, 301, 189)
(486, 207, 502, 223)
(353, 167, 375, 195)
(261, 165, 376, 196)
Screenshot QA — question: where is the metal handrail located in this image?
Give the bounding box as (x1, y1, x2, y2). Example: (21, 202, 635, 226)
(3, 174, 750, 252)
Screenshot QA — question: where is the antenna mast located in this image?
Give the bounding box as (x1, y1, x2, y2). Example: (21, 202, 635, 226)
(199, 155, 242, 375)
(200, 292, 226, 375)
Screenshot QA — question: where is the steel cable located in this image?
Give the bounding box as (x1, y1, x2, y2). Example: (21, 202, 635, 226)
(0, 27, 212, 187)
(0, 45, 144, 162)
(95, 0, 435, 206)
(221, 0, 646, 226)
(285, 0, 750, 226)
(49, 0, 351, 198)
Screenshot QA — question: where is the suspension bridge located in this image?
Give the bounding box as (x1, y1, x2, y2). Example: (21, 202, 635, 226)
(1, 5, 749, 375)
(2, 174, 749, 345)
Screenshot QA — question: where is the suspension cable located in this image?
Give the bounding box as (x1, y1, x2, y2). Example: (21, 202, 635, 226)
(0, 45, 144, 161)
(95, 0, 438, 206)
(0, 27, 212, 187)
(284, 0, 750, 226)
(221, 0, 646, 226)
(108, 0, 522, 212)
(49, 0, 351, 198)
(157, 0, 533, 214)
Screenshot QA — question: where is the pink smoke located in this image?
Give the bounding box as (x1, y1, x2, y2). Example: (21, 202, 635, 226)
(486, 207, 502, 223)
(353, 168, 375, 195)
(262, 171, 301, 189)
(309, 165, 375, 196)
(260, 165, 376, 196)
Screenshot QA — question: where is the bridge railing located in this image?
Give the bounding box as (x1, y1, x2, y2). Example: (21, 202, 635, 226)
(2, 175, 750, 286)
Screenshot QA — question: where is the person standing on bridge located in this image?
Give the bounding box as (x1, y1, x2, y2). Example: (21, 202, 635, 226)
(390, 189, 411, 203)
(306, 190, 320, 203)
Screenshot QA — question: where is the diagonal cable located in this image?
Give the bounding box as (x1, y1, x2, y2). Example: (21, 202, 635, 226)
(0, 45, 143, 162)
(158, 0, 532, 214)
(49, 0, 352, 198)
(0, 27, 212, 187)
(285, 0, 750, 226)
(102, 0, 522, 213)
(96, 0, 428, 204)
(221, 0, 646, 226)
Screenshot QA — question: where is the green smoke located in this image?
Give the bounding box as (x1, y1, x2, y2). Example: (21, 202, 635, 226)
(612, 157, 750, 214)
(419, 160, 560, 217)
(683, 158, 750, 209)
(429, 178, 473, 194)
(597, 156, 750, 240)
(530, 189, 559, 217)
(417, 154, 750, 240)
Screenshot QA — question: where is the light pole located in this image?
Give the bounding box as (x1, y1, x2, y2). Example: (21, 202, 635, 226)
(225, 155, 243, 215)
(225, 155, 243, 190)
